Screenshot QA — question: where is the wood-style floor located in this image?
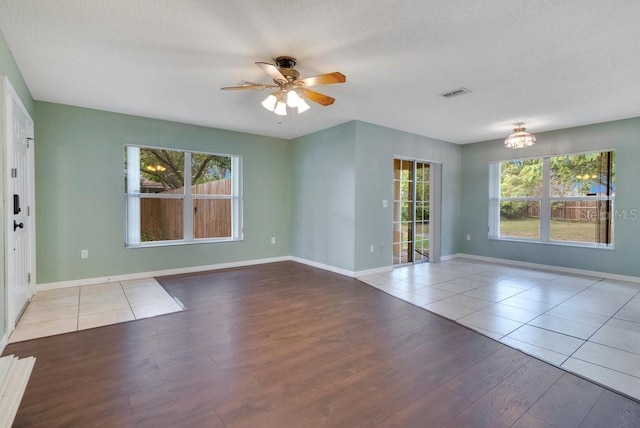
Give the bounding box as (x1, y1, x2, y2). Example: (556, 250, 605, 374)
(4, 261, 640, 427)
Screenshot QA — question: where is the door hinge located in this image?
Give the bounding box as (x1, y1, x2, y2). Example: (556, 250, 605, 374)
(11, 168, 17, 178)
(27, 206, 30, 216)
(27, 273, 31, 284)
(27, 137, 34, 148)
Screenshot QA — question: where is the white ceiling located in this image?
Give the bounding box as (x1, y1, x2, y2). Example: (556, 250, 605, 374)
(1, 1, 640, 144)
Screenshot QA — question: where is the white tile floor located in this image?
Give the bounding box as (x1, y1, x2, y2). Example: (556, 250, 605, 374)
(9, 278, 184, 343)
(359, 258, 640, 401)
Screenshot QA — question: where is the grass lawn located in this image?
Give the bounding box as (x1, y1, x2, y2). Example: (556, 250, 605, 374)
(500, 217, 599, 242)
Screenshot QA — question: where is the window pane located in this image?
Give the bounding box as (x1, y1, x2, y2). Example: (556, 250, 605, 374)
(550, 152, 615, 197)
(192, 154, 232, 195)
(139, 148, 185, 194)
(500, 159, 543, 198)
(499, 201, 540, 239)
(194, 199, 231, 238)
(140, 198, 183, 242)
(415, 221, 429, 262)
(550, 200, 612, 244)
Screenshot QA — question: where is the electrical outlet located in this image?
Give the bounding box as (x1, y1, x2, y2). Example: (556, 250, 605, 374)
(271, 237, 276, 244)
(81, 249, 88, 259)
(370, 244, 374, 253)
(466, 234, 471, 241)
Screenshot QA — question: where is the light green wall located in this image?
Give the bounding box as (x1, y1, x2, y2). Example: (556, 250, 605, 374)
(291, 120, 463, 273)
(35, 102, 292, 284)
(354, 122, 462, 270)
(1, 29, 34, 338)
(291, 122, 357, 270)
(461, 117, 640, 276)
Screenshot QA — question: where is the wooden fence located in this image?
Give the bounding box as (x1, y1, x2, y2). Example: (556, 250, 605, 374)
(141, 179, 232, 241)
(525, 200, 607, 221)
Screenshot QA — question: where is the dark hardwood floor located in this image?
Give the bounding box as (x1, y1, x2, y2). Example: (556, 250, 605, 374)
(4, 261, 640, 427)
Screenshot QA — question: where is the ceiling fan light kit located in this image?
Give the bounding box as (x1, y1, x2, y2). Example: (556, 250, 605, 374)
(222, 56, 345, 117)
(504, 122, 536, 149)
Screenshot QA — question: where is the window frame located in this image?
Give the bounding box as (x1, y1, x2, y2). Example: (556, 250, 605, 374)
(124, 144, 243, 248)
(489, 149, 615, 248)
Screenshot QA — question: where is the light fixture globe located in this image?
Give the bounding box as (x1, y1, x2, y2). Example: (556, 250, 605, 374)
(261, 94, 277, 111)
(505, 122, 536, 149)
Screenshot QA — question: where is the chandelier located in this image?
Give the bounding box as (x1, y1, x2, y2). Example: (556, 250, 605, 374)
(504, 122, 536, 149)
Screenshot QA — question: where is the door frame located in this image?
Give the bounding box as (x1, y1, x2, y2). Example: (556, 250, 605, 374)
(3, 76, 36, 331)
(392, 156, 442, 265)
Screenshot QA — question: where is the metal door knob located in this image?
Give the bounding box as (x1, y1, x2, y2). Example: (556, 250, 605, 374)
(13, 221, 23, 231)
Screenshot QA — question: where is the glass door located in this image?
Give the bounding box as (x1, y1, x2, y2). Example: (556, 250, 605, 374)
(393, 159, 431, 265)
(414, 162, 430, 262)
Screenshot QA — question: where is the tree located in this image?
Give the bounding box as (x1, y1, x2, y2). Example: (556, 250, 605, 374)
(139, 148, 231, 191)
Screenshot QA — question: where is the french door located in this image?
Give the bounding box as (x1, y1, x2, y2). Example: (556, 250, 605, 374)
(392, 158, 440, 265)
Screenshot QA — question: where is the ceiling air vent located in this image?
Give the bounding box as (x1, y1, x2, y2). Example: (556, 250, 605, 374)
(440, 87, 471, 98)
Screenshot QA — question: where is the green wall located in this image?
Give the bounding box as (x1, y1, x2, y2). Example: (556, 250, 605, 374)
(1, 29, 34, 338)
(291, 120, 463, 273)
(35, 102, 292, 284)
(461, 117, 640, 276)
(354, 122, 462, 271)
(291, 122, 357, 271)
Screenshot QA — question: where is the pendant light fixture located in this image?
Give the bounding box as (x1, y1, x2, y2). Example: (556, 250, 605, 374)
(504, 122, 536, 149)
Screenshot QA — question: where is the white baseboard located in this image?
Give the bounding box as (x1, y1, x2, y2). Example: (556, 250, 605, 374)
(458, 253, 640, 284)
(354, 266, 393, 277)
(440, 253, 463, 261)
(37, 256, 291, 291)
(290, 257, 356, 277)
(36, 251, 640, 293)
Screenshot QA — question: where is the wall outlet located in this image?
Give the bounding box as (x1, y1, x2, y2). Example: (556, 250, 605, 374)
(466, 234, 471, 241)
(271, 237, 276, 244)
(81, 249, 88, 259)
(382, 199, 389, 208)
(370, 244, 374, 253)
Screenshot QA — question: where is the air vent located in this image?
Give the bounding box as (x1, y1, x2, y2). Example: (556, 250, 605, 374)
(440, 87, 471, 98)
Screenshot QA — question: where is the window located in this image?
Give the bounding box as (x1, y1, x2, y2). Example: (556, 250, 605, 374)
(125, 146, 242, 247)
(489, 150, 614, 247)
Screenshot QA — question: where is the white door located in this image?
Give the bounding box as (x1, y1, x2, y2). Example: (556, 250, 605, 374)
(4, 78, 35, 328)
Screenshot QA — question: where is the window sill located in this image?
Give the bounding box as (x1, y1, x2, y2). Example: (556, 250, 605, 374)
(488, 236, 614, 250)
(125, 237, 243, 249)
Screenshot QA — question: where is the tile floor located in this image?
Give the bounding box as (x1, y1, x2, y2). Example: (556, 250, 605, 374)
(360, 258, 640, 402)
(9, 277, 184, 343)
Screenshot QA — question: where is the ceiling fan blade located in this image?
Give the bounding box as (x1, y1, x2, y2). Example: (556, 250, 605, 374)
(298, 88, 335, 106)
(220, 83, 277, 90)
(255, 62, 287, 84)
(299, 72, 346, 87)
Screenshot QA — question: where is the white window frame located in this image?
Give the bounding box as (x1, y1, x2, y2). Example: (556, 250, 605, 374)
(489, 150, 614, 248)
(125, 145, 243, 247)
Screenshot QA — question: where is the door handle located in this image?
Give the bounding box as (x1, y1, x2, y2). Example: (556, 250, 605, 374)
(14, 221, 23, 231)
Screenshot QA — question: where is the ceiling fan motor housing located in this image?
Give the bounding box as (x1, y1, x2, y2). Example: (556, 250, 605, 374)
(275, 56, 297, 69)
(275, 56, 300, 82)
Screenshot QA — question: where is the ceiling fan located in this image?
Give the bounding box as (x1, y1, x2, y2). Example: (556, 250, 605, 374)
(221, 56, 346, 115)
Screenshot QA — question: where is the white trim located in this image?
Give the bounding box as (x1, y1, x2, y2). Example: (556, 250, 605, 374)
(457, 253, 640, 283)
(354, 266, 393, 277)
(3, 77, 36, 334)
(0, 332, 8, 354)
(37, 256, 290, 291)
(35, 251, 640, 295)
(440, 253, 463, 261)
(290, 257, 356, 277)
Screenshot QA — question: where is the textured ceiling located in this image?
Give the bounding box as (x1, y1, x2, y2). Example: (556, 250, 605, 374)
(1, 1, 639, 144)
